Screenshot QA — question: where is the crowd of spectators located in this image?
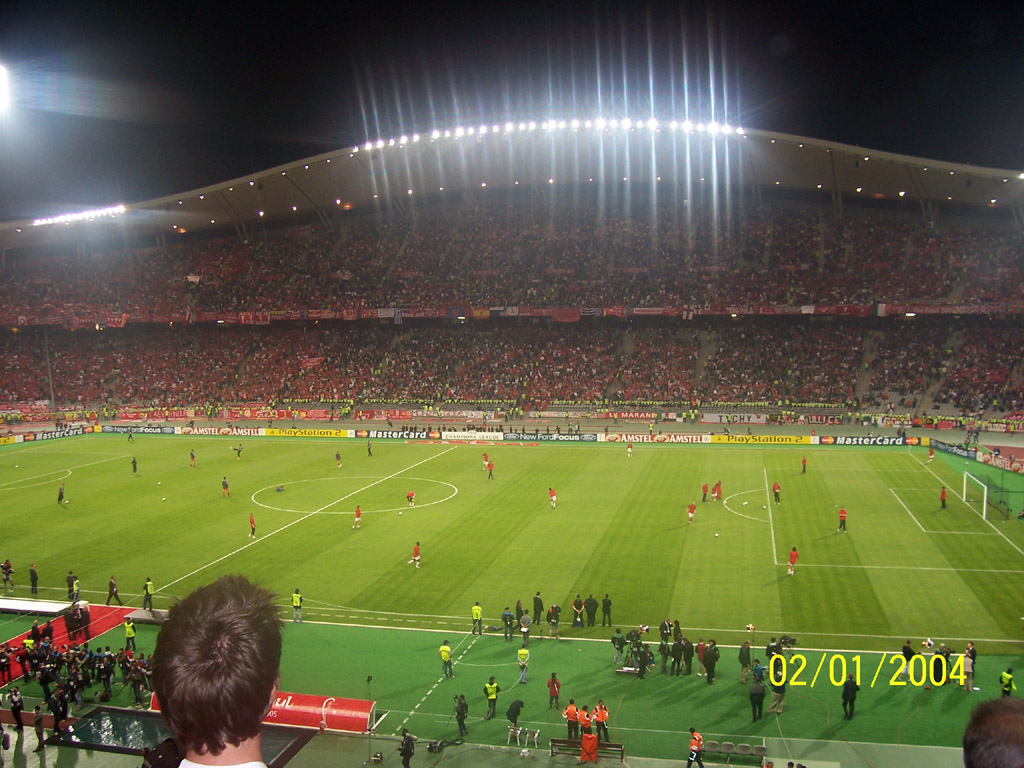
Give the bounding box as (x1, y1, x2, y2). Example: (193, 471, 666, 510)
(3, 317, 1019, 418)
(863, 323, 951, 407)
(932, 326, 1024, 414)
(2, 202, 1024, 318)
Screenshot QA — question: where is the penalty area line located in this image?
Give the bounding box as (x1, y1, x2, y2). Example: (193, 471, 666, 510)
(157, 446, 457, 594)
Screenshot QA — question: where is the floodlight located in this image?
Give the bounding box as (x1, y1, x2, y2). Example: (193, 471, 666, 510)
(669, 120, 678, 130)
(455, 127, 465, 137)
(696, 123, 705, 131)
(609, 119, 618, 128)
(376, 139, 384, 148)
(0, 64, 9, 113)
(990, 198, 998, 204)
(491, 125, 499, 133)
(504, 122, 514, 132)
(622, 118, 631, 129)
(681, 120, 693, 132)
(518, 122, 526, 131)
(570, 119, 580, 129)
(388, 138, 395, 146)
(595, 117, 606, 129)
(399, 135, 408, 144)
(721, 124, 733, 134)
(898, 191, 906, 197)
(557, 120, 566, 129)
(527, 121, 536, 130)
(708, 121, 720, 134)
(431, 129, 441, 140)
(647, 118, 658, 130)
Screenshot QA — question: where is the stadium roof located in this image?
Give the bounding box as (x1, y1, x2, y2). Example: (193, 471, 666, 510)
(2, 121, 1023, 253)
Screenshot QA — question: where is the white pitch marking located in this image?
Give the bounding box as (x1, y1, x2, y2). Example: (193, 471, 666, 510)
(158, 447, 456, 593)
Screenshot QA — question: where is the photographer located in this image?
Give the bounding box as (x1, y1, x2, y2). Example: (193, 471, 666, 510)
(453, 694, 468, 737)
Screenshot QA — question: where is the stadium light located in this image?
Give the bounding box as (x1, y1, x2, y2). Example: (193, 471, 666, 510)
(0, 64, 9, 113)
(682, 120, 693, 132)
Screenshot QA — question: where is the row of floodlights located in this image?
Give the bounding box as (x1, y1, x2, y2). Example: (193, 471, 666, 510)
(356, 118, 745, 153)
(32, 204, 126, 227)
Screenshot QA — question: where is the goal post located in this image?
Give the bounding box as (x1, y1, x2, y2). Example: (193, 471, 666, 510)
(963, 471, 990, 520)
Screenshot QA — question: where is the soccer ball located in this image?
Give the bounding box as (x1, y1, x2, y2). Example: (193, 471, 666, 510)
(742, 501, 748, 506)
(398, 511, 402, 516)
(157, 481, 161, 485)
(162, 497, 166, 502)
(715, 533, 719, 537)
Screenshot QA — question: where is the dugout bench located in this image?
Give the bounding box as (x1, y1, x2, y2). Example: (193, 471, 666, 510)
(549, 737, 625, 761)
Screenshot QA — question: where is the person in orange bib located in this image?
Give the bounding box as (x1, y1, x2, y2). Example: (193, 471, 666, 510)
(562, 700, 579, 739)
(686, 727, 705, 768)
(593, 700, 609, 741)
(578, 705, 593, 734)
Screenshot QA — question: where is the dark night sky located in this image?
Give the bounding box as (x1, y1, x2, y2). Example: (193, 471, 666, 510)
(1, 0, 1023, 221)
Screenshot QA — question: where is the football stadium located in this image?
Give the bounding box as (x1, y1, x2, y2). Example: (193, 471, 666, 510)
(2, 6, 1024, 768)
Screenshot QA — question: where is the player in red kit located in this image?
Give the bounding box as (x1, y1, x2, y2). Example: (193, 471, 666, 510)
(482, 452, 489, 471)
(627, 442, 633, 459)
(352, 505, 361, 529)
(407, 542, 420, 569)
(407, 491, 415, 506)
(487, 461, 494, 480)
(687, 502, 697, 525)
(801, 456, 807, 473)
(702, 483, 709, 502)
(773, 482, 781, 504)
(940, 486, 946, 509)
(712, 481, 722, 502)
(549, 488, 557, 509)
(927, 446, 934, 463)
(249, 513, 256, 539)
(837, 507, 847, 532)
(787, 547, 799, 576)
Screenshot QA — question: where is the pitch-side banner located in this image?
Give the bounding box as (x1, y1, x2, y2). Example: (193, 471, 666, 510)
(502, 432, 598, 442)
(817, 435, 918, 446)
(350, 429, 435, 440)
(267, 427, 349, 438)
(710, 434, 813, 445)
(606, 433, 710, 443)
(177, 426, 266, 436)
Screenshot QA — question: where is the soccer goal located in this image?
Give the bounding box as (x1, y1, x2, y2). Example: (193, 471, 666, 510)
(963, 472, 990, 520)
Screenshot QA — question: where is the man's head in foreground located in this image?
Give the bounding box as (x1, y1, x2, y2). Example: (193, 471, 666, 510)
(152, 574, 282, 761)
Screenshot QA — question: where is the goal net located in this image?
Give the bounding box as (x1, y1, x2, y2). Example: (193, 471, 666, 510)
(963, 471, 990, 520)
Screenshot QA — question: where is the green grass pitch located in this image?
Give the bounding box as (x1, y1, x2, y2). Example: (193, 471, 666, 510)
(2, 433, 1023, 758)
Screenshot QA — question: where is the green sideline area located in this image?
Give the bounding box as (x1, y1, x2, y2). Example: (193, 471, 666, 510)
(1, 433, 1023, 764)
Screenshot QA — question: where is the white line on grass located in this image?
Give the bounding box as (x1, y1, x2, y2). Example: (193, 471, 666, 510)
(911, 453, 1024, 559)
(763, 469, 778, 565)
(798, 563, 1024, 573)
(889, 488, 926, 532)
(293, 618, 1024, 646)
(157, 446, 457, 594)
(398, 633, 478, 732)
(722, 491, 771, 523)
(0, 453, 129, 490)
